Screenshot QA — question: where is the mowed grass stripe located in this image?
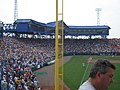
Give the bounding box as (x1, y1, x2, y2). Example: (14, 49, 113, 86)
(60, 55, 92, 90)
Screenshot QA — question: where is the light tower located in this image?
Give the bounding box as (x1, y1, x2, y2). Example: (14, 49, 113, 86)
(95, 8, 102, 25)
(14, 0, 18, 22)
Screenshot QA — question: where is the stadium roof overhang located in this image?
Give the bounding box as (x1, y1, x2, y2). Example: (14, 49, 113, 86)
(69, 25, 111, 29)
(5, 19, 110, 37)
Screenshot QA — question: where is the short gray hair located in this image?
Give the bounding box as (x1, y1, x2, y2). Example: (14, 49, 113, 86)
(89, 59, 116, 78)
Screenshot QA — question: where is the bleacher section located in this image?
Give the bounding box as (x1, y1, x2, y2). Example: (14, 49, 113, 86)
(1, 36, 120, 89)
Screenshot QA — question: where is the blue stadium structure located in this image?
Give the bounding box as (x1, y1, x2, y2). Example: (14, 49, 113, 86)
(1, 19, 111, 38)
(0, 21, 3, 37)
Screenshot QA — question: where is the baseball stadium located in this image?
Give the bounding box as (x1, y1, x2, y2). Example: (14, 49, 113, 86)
(1, 0, 120, 90)
(0, 18, 120, 90)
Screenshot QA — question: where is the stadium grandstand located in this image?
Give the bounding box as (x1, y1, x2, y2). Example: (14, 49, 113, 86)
(2, 19, 110, 39)
(1, 19, 120, 90)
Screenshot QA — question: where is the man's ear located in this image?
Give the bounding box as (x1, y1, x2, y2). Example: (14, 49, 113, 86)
(96, 71, 102, 78)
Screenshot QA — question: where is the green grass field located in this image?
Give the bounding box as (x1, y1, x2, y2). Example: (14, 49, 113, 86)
(60, 55, 120, 90)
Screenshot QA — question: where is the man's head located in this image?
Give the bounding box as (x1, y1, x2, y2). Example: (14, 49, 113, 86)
(89, 59, 116, 90)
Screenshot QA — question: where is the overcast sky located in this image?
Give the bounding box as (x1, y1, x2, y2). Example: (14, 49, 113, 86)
(0, 0, 120, 38)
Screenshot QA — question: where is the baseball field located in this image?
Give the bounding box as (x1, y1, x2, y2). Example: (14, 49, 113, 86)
(61, 55, 120, 90)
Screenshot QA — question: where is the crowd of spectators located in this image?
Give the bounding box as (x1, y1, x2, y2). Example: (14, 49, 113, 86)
(0, 36, 120, 90)
(0, 37, 56, 90)
(0, 59, 40, 90)
(64, 39, 120, 55)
